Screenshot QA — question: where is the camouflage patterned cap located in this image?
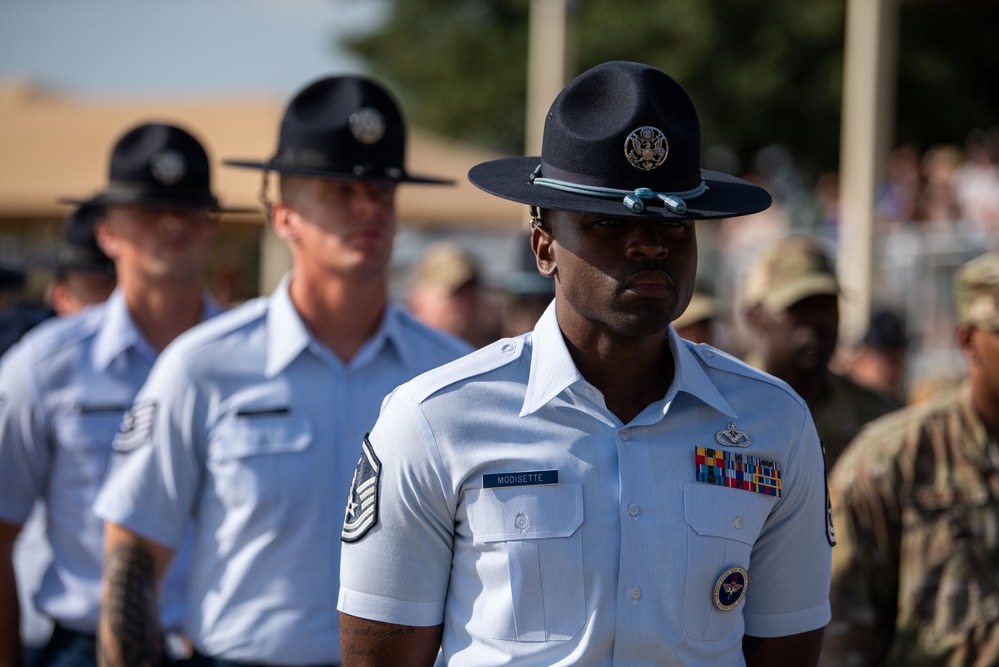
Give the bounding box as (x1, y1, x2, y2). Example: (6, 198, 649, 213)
(743, 235, 839, 311)
(954, 250, 999, 330)
(411, 241, 479, 293)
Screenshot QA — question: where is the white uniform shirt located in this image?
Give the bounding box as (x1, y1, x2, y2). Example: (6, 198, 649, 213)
(0, 289, 220, 633)
(338, 302, 832, 667)
(93, 276, 472, 666)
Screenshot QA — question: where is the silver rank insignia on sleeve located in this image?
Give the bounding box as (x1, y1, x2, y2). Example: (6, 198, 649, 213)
(715, 422, 752, 447)
(341, 434, 382, 543)
(112, 400, 157, 453)
(713, 565, 749, 611)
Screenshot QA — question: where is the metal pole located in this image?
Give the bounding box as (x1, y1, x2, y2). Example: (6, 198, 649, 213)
(525, 0, 570, 155)
(837, 0, 898, 345)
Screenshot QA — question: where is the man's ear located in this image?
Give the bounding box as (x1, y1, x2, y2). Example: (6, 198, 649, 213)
(94, 221, 120, 260)
(956, 323, 977, 363)
(271, 201, 297, 244)
(532, 225, 557, 279)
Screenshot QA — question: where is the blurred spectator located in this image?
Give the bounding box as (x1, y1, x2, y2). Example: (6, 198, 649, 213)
(741, 235, 900, 466)
(875, 144, 922, 227)
(954, 127, 999, 236)
(407, 240, 500, 347)
(918, 144, 963, 226)
(837, 309, 909, 404)
(672, 290, 718, 346)
(0, 265, 50, 359)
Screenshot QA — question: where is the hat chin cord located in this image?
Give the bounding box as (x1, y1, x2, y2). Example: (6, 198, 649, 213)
(529, 164, 708, 215)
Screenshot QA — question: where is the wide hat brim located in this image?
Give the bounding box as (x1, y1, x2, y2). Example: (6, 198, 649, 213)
(469, 156, 772, 221)
(223, 159, 454, 186)
(58, 190, 257, 214)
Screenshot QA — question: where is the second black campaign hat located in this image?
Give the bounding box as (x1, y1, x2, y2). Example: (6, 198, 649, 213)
(225, 75, 452, 185)
(469, 61, 771, 221)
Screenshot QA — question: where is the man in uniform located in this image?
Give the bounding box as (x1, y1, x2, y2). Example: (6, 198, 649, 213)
(0, 122, 230, 666)
(741, 235, 900, 467)
(14, 198, 116, 666)
(821, 250, 999, 666)
(93, 75, 472, 667)
(337, 61, 832, 667)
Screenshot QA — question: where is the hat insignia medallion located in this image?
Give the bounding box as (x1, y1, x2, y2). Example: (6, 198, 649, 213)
(349, 107, 387, 145)
(149, 150, 187, 186)
(625, 126, 668, 171)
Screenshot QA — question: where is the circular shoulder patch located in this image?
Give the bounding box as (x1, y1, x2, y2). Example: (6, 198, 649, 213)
(713, 565, 749, 611)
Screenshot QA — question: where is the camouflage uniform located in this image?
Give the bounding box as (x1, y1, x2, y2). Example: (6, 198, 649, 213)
(822, 251, 999, 666)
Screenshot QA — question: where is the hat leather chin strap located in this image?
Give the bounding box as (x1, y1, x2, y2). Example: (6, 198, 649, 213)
(529, 164, 708, 215)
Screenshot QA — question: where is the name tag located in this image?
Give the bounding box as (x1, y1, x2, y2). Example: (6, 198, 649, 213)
(482, 469, 559, 489)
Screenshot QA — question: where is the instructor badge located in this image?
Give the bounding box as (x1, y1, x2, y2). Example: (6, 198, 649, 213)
(713, 566, 749, 611)
(342, 434, 381, 543)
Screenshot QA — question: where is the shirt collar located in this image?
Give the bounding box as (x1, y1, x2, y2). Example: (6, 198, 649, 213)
(521, 300, 736, 419)
(264, 274, 405, 377)
(93, 288, 222, 371)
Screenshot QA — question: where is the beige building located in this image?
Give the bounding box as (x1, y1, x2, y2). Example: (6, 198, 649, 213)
(0, 82, 525, 302)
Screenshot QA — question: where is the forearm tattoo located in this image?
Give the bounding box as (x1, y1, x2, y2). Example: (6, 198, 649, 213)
(100, 542, 162, 667)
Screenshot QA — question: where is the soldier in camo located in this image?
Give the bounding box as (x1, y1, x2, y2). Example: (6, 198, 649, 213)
(821, 250, 999, 666)
(742, 234, 900, 467)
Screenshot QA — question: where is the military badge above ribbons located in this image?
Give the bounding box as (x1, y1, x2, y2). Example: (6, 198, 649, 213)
(695, 447, 782, 498)
(342, 435, 381, 543)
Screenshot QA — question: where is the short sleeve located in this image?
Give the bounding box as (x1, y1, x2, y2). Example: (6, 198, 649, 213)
(0, 345, 50, 523)
(741, 409, 832, 637)
(337, 387, 455, 626)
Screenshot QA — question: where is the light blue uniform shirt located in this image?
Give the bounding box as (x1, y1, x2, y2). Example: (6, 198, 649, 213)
(338, 301, 832, 667)
(0, 289, 221, 633)
(94, 276, 472, 666)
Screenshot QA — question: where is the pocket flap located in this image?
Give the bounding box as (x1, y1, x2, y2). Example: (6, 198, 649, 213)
(210, 411, 314, 460)
(684, 482, 774, 545)
(466, 483, 583, 544)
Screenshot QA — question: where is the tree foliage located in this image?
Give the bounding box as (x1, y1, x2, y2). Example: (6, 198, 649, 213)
(345, 0, 999, 177)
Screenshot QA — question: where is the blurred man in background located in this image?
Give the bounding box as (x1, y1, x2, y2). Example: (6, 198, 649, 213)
(407, 240, 500, 348)
(0, 122, 230, 667)
(742, 235, 900, 467)
(822, 250, 999, 666)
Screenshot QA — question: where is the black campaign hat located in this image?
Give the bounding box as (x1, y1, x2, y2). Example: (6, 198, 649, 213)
(62, 123, 242, 211)
(224, 75, 452, 185)
(469, 61, 771, 220)
(45, 198, 115, 275)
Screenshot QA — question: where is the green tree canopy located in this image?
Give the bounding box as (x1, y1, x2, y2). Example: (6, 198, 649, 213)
(346, 0, 999, 178)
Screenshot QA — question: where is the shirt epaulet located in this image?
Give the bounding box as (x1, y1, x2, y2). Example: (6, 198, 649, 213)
(8, 305, 103, 364)
(689, 342, 807, 409)
(161, 296, 269, 362)
(404, 336, 527, 404)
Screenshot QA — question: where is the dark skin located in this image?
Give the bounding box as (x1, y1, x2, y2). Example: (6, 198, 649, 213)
(745, 294, 840, 405)
(340, 208, 824, 666)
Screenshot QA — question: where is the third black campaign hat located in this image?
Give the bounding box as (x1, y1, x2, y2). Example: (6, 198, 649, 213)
(225, 75, 452, 185)
(469, 61, 772, 221)
(62, 123, 244, 212)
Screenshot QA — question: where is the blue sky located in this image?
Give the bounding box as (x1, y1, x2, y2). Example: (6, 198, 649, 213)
(0, 0, 385, 99)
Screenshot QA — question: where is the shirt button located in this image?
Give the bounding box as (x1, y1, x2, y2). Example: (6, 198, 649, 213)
(515, 513, 529, 529)
(501, 343, 515, 354)
(703, 349, 715, 357)
(630, 586, 642, 601)
(734, 515, 744, 529)
(628, 503, 640, 517)
(619, 430, 630, 441)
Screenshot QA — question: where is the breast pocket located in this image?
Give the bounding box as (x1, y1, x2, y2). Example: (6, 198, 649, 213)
(466, 483, 585, 642)
(52, 407, 126, 499)
(207, 411, 314, 512)
(682, 482, 775, 640)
